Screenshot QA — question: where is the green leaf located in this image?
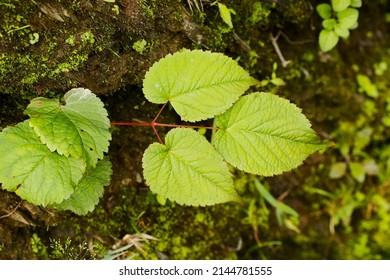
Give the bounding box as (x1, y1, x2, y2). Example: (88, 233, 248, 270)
(316, 3, 332, 19)
(270, 77, 285, 86)
(350, 0, 362, 8)
(349, 162, 365, 183)
(254, 179, 298, 217)
(329, 162, 347, 179)
(53, 157, 112, 215)
(334, 24, 350, 38)
(25, 88, 111, 167)
(362, 159, 379, 176)
(331, 0, 351, 12)
(356, 74, 379, 98)
(337, 8, 359, 29)
(349, 21, 358, 30)
(218, 3, 234, 28)
(319, 29, 339, 52)
(212, 92, 327, 176)
(0, 121, 85, 206)
(142, 128, 239, 206)
(322, 18, 337, 30)
(143, 49, 257, 122)
(353, 127, 373, 154)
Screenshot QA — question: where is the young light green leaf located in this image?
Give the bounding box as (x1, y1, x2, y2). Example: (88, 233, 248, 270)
(322, 18, 337, 30)
(143, 49, 257, 122)
(142, 128, 239, 206)
(334, 24, 350, 38)
(218, 3, 235, 28)
(270, 77, 285, 86)
(329, 162, 347, 179)
(349, 162, 365, 183)
(350, 0, 362, 8)
(254, 179, 298, 217)
(212, 92, 327, 176)
(349, 21, 358, 30)
(0, 121, 85, 206)
(25, 88, 111, 167)
(319, 29, 339, 52)
(331, 0, 351, 12)
(316, 3, 332, 19)
(337, 8, 359, 29)
(53, 157, 112, 215)
(356, 74, 379, 98)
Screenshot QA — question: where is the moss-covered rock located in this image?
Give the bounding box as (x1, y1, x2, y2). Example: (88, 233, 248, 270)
(0, 0, 189, 100)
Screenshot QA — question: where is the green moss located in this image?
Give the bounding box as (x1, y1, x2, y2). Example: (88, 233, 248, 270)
(276, 0, 312, 24)
(249, 1, 271, 26)
(47, 178, 248, 260)
(80, 30, 95, 45)
(143, 203, 241, 259)
(0, 36, 92, 98)
(0, 1, 120, 99)
(0, 1, 34, 45)
(140, 0, 155, 19)
(202, 26, 229, 51)
(31, 233, 49, 259)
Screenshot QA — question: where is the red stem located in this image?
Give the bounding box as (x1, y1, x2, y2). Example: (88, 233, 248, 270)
(110, 121, 151, 126)
(152, 102, 167, 124)
(110, 103, 217, 143)
(150, 103, 167, 143)
(110, 121, 216, 130)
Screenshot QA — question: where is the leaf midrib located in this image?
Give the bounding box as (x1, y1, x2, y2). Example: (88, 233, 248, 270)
(223, 127, 321, 145)
(169, 77, 253, 100)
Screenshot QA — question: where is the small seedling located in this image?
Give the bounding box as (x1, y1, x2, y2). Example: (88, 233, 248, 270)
(215, 2, 236, 29)
(254, 179, 300, 233)
(317, 0, 362, 52)
(29, 32, 39, 45)
(356, 74, 379, 99)
(132, 39, 148, 54)
(259, 62, 286, 88)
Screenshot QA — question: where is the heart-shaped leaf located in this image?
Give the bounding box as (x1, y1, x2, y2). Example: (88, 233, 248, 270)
(331, 0, 351, 12)
(338, 8, 359, 29)
(142, 128, 239, 206)
(212, 92, 328, 176)
(319, 29, 339, 52)
(0, 121, 85, 206)
(335, 24, 350, 38)
(25, 88, 111, 167)
(317, 3, 332, 19)
(143, 49, 257, 122)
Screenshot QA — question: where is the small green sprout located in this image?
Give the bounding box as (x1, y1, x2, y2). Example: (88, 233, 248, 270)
(259, 62, 286, 88)
(317, 0, 361, 52)
(132, 39, 148, 54)
(216, 2, 236, 29)
(29, 32, 39, 45)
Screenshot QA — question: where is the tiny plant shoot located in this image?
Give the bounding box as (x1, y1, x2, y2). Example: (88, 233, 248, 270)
(0, 49, 328, 214)
(317, 0, 361, 52)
